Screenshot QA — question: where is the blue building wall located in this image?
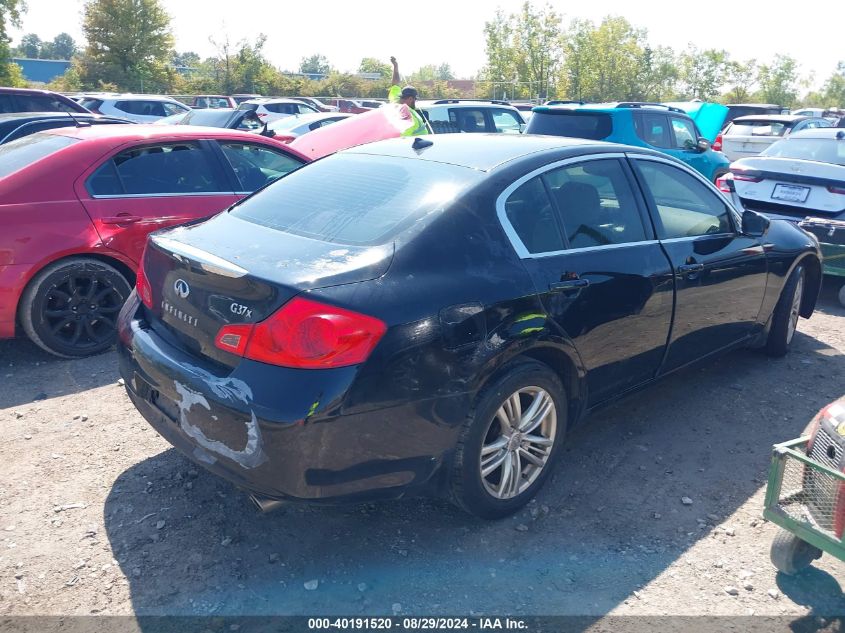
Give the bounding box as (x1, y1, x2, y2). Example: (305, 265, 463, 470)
(12, 58, 72, 84)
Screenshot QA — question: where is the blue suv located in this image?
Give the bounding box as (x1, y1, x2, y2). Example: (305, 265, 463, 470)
(526, 102, 730, 182)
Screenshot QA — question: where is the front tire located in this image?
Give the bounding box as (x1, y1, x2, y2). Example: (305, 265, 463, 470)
(19, 258, 131, 358)
(766, 265, 805, 357)
(450, 360, 567, 519)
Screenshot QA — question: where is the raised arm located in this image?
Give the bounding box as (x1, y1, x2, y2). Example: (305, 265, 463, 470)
(391, 56, 400, 85)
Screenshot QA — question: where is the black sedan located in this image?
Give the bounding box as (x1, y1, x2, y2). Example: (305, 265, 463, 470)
(0, 112, 132, 144)
(117, 135, 822, 519)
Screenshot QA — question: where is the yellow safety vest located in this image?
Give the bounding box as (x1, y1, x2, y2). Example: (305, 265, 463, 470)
(388, 85, 430, 136)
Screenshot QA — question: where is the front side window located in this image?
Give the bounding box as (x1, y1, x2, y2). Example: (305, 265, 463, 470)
(115, 100, 167, 117)
(544, 159, 647, 248)
(670, 117, 697, 149)
(87, 143, 225, 196)
(635, 112, 672, 148)
(218, 142, 303, 191)
(163, 102, 189, 116)
(636, 160, 732, 238)
(504, 176, 564, 254)
(492, 109, 522, 134)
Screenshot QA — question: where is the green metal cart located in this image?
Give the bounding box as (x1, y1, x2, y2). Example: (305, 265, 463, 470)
(763, 398, 845, 574)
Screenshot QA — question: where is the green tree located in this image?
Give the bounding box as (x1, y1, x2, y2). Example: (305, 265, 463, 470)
(299, 53, 331, 75)
(0, 0, 25, 85)
(819, 62, 845, 106)
(481, 8, 516, 98)
(680, 46, 729, 100)
(723, 59, 757, 103)
(80, 0, 175, 91)
(436, 63, 455, 80)
(358, 57, 391, 78)
(18, 33, 41, 58)
(50, 32, 77, 59)
(756, 55, 800, 107)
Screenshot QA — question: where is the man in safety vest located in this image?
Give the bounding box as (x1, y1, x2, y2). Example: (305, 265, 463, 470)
(388, 56, 430, 136)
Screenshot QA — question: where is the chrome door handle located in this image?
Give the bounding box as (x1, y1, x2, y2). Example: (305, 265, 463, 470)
(677, 263, 704, 274)
(549, 278, 590, 292)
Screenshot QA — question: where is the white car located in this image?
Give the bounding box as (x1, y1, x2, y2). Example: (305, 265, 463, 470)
(265, 112, 352, 141)
(416, 100, 525, 134)
(718, 115, 832, 162)
(238, 98, 319, 124)
(718, 128, 845, 221)
(78, 94, 191, 123)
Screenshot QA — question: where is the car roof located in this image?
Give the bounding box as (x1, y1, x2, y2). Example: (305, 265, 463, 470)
(0, 87, 68, 96)
(270, 112, 351, 124)
(0, 111, 103, 122)
(97, 94, 181, 102)
(731, 114, 813, 123)
(727, 103, 783, 108)
(43, 124, 274, 142)
(246, 98, 304, 105)
(343, 133, 661, 172)
(416, 100, 518, 110)
(786, 128, 845, 140)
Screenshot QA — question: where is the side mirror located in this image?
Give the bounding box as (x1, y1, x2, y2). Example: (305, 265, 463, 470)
(696, 137, 711, 152)
(741, 209, 770, 237)
(259, 123, 276, 138)
(519, 123, 526, 133)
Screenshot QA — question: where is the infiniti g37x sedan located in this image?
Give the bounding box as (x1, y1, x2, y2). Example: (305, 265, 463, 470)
(118, 135, 822, 519)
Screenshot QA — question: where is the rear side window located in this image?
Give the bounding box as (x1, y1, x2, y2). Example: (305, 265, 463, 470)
(231, 153, 482, 245)
(634, 113, 672, 148)
(218, 142, 303, 191)
(525, 112, 612, 140)
(504, 177, 564, 254)
(544, 159, 647, 248)
(635, 160, 731, 238)
(115, 100, 167, 117)
(87, 143, 226, 196)
(0, 133, 77, 177)
(265, 103, 296, 114)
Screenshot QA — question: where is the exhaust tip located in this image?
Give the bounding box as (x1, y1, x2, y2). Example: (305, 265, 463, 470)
(250, 494, 286, 513)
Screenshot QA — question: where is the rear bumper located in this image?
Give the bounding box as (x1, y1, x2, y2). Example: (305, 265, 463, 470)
(0, 264, 30, 339)
(117, 293, 461, 503)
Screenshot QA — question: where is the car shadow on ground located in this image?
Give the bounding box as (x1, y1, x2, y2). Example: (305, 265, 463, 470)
(104, 292, 845, 618)
(0, 338, 121, 409)
(814, 277, 845, 318)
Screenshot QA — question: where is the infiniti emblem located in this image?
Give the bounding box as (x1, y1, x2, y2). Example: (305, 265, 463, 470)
(174, 279, 190, 299)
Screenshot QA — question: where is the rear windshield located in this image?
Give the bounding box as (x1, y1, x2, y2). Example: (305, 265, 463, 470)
(525, 111, 612, 140)
(0, 132, 77, 178)
(728, 121, 789, 136)
(231, 153, 482, 245)
(763, 138, 845, 166)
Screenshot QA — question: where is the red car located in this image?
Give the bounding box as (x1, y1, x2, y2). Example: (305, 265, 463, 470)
(0, 125, 307, 358)
(323, 98, 372, 114)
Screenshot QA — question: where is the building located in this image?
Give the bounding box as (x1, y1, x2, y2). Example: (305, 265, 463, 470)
(12, 58, 72, 84)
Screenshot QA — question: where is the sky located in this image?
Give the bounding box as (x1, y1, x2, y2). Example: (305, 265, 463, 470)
(9, 0, 841, 90)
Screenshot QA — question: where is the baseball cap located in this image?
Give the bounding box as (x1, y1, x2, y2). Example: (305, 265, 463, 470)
(400, 86, 418, 98)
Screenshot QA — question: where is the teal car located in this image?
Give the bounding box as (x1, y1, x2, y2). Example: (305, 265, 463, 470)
(526, 102, 730, 182)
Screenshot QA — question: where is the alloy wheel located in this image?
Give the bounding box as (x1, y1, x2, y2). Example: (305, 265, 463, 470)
(42, 272, 124, 352)
(479, 387, 557, 500)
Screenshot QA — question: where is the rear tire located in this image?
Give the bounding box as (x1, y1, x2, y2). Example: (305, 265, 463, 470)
(770, 529, 822, 575)
(766, 265, 804, 357)
(450, 359, 567, 519)
(20, 258, 131, 359)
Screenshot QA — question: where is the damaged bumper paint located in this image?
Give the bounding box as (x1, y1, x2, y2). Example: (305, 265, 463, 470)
(116, 294, 461, 503)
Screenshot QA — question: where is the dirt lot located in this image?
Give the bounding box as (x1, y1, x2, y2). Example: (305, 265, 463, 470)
(1, 278, 845, 622)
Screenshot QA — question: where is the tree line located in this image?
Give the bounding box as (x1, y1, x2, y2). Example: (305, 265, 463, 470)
(0, 0, 843, 108)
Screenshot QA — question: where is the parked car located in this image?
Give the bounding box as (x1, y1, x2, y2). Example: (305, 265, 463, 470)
(509, 102, 537, 121)
(0, 87, 91, 114)
(418, 100, 525, 134)
(717, 115, 832, 161)
(723, 103, 788, 127)
(153, 107, 262, 130)
(265, 112, 353, 142)
(360, 100, 386, 109)
(79, 95, 191, 123)
(323, 98, 371, 114)
(237, 98, 319, 124)
(0, 112, 133, 145)
(287, 96, 338, 112)
(718, 128, 845, 221)
(117, 134, 821, 519)
(791, 107, 844, 122)
(0, 125, 307, 358)
(526, 102, 730, 181)
(191, 95, 238, 109)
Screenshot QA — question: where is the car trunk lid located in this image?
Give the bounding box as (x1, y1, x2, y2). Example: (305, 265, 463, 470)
(142, 212, 393, 367)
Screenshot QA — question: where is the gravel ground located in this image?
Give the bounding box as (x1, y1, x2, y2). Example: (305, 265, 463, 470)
(1, 278, 844, 622)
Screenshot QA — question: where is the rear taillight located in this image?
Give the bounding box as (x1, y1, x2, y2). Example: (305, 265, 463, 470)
(827, 185, 845, 195)
(712, 133, 722, 152)
(715, 175, 732, 194)
(214, 297, 387, 369)
(135, 244, 153, 309)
